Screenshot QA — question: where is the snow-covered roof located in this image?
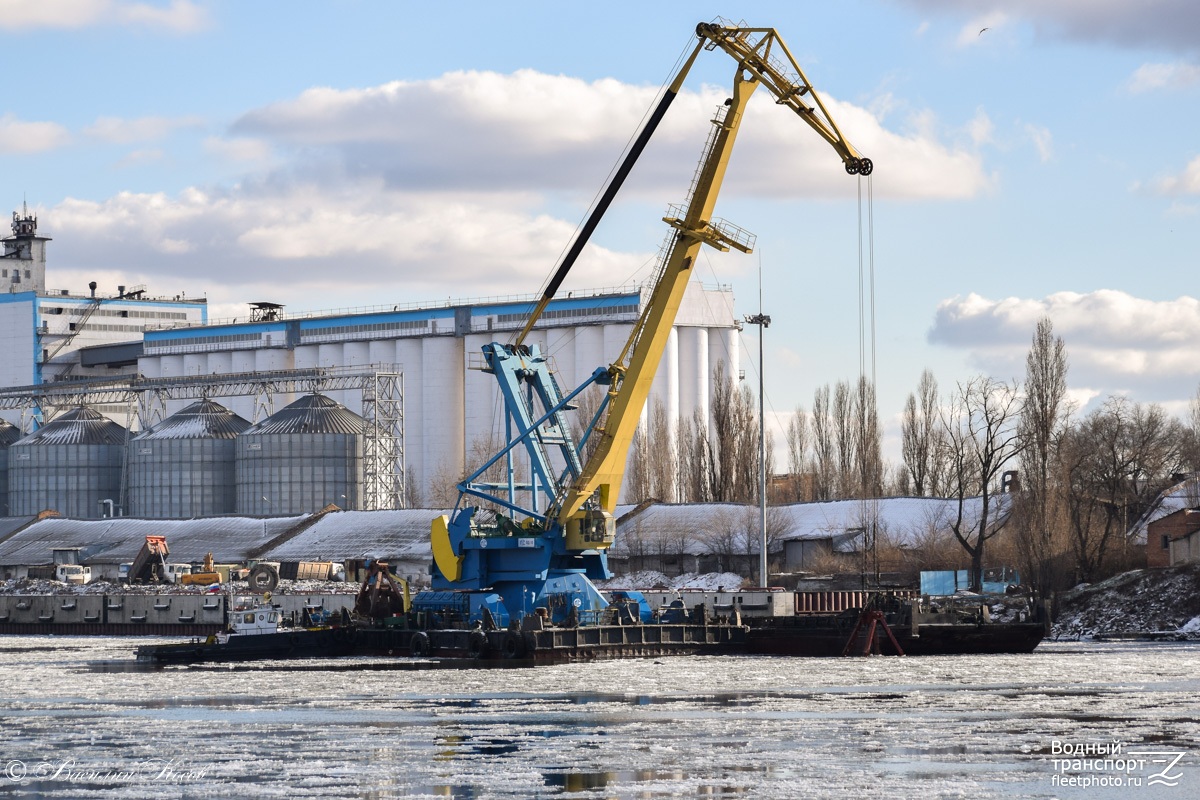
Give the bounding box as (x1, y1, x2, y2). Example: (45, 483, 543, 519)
(12, 406, 127, 447)
(1129, 476, 1200, 545)
(0, 514, 309, 566)
(244, 393, 363, 436)
(613, 495, 1011, 556)
(135, 398, 250, 440)
(260, 508, 449, 561)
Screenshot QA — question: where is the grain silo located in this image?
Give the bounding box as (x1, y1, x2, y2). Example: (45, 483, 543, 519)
(0, 420, 21, 516)
(127, 399, 251, 519)
(236, 393, 364, 516)
(7, 407, 127, 519)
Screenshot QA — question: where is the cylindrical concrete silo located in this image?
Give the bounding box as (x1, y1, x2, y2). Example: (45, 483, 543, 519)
(0, 420, 21, 516)
(236, 393, 364, 516)
(7, 407, 127, 519)
(128, 399, 251, 519)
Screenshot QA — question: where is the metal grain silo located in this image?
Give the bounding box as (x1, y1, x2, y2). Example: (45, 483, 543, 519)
(0, 420, 21, 516)
(7, 407, 127, 519)
(236, 393, 364, 516)
(128, 399, 251, 519)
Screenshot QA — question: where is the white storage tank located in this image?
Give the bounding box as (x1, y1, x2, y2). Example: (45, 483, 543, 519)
(7, 407, 127, 519)
(128, 399, 251, 519)
(236, 393, 364, 516)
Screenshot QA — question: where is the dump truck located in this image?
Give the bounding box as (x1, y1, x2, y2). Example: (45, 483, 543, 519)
(129, 535, 171, 584)
(278, 561, 346, 582)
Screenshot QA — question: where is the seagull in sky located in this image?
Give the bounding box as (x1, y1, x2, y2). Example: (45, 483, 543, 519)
(978, 27, 990, 35)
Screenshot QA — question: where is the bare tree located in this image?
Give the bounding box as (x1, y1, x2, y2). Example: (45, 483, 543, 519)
(648, 398, 677, 502)
(676, 410, 710, 503)
(1015, 318, 1071, 594)
(941, 376, 1025, 590)
(703, 361, 763, 502)
(625, 424, 652, 503)
(853, 376, 883, 498)
(783, 404, 810, 501)
(902, 369, 941, 496)
(811, 385, 835, 500)
(832, 380, 855, 496)
(1062, 397, 1184, 581)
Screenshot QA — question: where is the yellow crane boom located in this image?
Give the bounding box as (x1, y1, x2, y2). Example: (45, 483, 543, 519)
(555, 21, 871, 535)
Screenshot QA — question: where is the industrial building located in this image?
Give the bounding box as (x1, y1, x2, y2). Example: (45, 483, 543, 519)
(0, 208, 741, 516)
(0, 205, 207, 403)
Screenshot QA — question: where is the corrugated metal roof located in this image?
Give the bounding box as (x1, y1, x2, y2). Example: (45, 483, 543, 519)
(0, 514, 310, 566)
(242, 393, 364, 436)
(135, 399, 251, 440)
(261, 508, 448, 561)
(11, 407, 127, 447)
(0, 420, 21, 446)
(0, 515, 37, 544)
(613, 496, 1011, 556)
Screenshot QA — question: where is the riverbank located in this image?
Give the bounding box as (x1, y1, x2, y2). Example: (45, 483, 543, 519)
(1052, 563, 1200, 640)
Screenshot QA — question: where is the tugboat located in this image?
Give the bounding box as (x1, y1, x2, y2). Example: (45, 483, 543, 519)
(136, 594, 357, 665)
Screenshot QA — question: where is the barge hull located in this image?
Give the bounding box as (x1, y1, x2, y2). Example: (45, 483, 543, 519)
(356, 622, 748, 664)
(747, 616, 1046, 657)
(137, 627, 358, 664)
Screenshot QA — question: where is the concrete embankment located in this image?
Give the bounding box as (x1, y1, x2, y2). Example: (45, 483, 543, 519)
(0, 592, 356, 636)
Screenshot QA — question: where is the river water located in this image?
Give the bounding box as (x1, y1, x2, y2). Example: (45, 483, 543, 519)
(0, 637, 1196, 799)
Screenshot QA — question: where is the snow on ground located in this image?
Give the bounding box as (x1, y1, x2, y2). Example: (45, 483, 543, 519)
(1051, 563, 1200, 640)
(598, 571, 747, 591)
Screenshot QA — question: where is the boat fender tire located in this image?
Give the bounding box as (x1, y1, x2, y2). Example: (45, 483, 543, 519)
(467, 630, 488, 659)
(289, 634, 301, 646)
(410, 631, 430, 657)
(502, 631, 525, 659)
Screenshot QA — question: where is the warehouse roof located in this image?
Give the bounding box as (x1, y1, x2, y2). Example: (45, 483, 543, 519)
(612, 495, 1011, 556)
(0, 514, 309, 566)
(260, 508, 449, 561)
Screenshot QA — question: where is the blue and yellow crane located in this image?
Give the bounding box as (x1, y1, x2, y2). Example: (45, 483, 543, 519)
(420, 20, 871, 627)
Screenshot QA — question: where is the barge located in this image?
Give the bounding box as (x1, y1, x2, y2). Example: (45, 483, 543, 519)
(746, 594, 1047, 657)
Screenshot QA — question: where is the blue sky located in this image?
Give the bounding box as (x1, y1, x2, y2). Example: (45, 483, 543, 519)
(2, 0, 1199, 462)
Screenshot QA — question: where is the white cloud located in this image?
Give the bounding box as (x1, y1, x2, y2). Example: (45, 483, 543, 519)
(0, 114, 70, 153)
(0, 0, 208, 31)
(38, 69, 989, 315)
(1126, 61, 1200, 92)
(232, 70, 990, 201)
(929, 290, 1200, 401)
(1023, 123, 1053, 162)
(42, 182, 649, 307)
(84, 115, 204, 144)
(1155, 155, 1200, 195)
(114, 148, 164, 168)
(203, 136, 274, 164)
(967, 109, 993, 147)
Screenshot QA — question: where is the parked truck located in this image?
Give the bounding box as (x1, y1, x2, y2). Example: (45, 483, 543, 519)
(56, 564, 93, 585)
(279, 561, 346, 582)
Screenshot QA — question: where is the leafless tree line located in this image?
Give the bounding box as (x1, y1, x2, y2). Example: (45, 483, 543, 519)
(445, 315, 1200, 596)
(627, 361, 775, 504)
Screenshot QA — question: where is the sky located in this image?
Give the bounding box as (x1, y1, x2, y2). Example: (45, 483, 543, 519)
(2, 0, 1199, 466)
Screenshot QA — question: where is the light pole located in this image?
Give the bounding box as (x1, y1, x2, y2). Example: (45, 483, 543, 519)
(744, 310, 770, 588)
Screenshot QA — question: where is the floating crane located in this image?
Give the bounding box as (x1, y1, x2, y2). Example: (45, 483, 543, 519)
(424, 20, 871, 627)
